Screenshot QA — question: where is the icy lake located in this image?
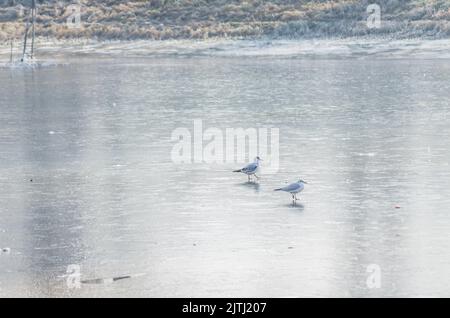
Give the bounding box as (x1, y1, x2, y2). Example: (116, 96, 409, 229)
(1, 41, 450, 297)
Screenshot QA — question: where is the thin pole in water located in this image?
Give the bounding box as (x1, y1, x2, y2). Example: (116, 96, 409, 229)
(31, 0, 36, 59)
(10, 39, 13, 63)
(22, 18, 29, 62)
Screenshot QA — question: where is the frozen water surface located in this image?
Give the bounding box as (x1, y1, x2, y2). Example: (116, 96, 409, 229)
(0, 53, 450, 297)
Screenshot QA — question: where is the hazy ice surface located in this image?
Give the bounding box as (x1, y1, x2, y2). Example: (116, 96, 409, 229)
(1, 39, 450, 297)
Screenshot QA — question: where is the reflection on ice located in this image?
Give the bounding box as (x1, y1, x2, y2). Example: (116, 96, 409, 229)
(236, 182, 261, 193)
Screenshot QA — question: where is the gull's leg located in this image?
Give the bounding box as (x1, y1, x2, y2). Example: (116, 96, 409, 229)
(248, 174, 251, 182)
(254, 174, 260, 180)
(294, 193, 298, 201)
(292, 194, 295, 205)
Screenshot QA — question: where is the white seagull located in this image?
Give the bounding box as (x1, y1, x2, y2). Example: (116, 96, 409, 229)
(275, 179, 308, 204)
(233, 157, 262, 182)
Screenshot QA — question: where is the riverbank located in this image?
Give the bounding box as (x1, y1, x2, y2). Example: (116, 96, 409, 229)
(1, 1, 449, 41)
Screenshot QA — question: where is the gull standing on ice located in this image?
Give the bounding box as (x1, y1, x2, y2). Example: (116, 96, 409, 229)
(233, 157, 262, 182)
(275, 179, 308, 204)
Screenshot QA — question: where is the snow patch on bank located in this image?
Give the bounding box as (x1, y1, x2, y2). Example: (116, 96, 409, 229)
(1, 38, 450, 60)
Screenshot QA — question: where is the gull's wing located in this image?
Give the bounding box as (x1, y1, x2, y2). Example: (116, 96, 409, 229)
(241, 162, 258, 173)
(280, 183, 301, 192)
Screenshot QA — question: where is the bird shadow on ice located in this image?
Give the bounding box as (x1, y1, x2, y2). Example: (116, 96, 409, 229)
(284, 202, 305, 211)
(236, 181, 261, 192)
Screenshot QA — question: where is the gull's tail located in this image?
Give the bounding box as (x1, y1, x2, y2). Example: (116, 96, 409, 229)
(233, 169, 242, 173)
(274, 188, 282, 191)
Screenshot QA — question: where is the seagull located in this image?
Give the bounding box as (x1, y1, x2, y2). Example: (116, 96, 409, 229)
(275, 179, 308, 204)
(233, 157, 262, 182)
